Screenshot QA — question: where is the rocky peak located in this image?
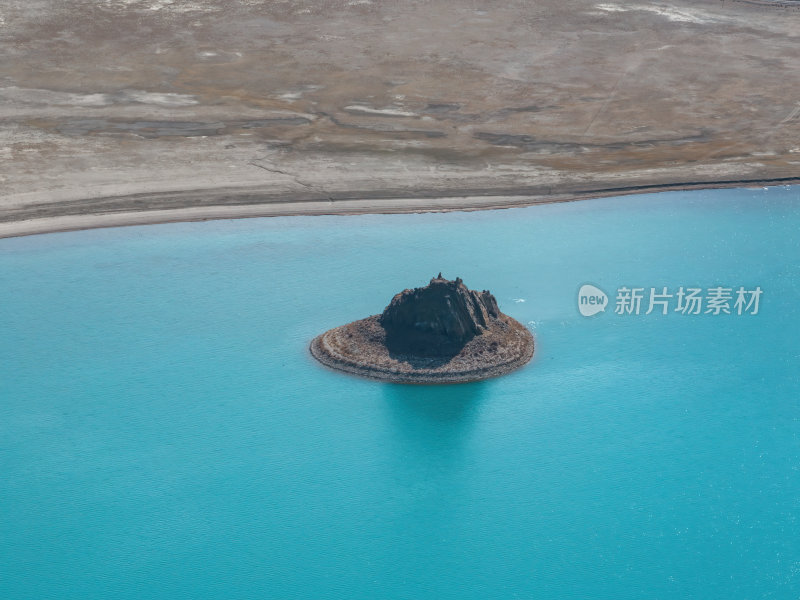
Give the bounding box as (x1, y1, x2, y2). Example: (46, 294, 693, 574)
(379, 274, 501, 355)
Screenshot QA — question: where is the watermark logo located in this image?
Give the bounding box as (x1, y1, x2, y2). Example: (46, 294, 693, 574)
(577, 284, 609, 317)
(578, 284, 763, 316)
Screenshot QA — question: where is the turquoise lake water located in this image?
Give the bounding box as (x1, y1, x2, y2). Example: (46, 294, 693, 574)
(1, 186, 799, 599)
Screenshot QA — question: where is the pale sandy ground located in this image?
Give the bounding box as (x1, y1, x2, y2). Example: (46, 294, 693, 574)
(1, 0, 799, 237)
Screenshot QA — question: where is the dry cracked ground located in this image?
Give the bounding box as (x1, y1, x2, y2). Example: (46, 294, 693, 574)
(1, 0, 799, 221)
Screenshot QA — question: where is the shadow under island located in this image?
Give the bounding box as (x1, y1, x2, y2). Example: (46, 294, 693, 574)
(381, 380, 489, 424)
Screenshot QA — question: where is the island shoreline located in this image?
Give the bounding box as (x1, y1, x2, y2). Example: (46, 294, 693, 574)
(310, 312, 535, 385)
(1, 175, 798, 240)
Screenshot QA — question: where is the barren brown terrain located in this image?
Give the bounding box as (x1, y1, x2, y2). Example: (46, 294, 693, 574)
(1, 0, 798, 236)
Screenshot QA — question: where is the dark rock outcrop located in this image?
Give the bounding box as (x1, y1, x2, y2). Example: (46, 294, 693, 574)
(379, 274, 501, 355)
(310, 274, 534, 384)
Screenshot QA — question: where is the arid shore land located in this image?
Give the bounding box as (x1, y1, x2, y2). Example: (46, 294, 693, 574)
(1, 0, 798, 237)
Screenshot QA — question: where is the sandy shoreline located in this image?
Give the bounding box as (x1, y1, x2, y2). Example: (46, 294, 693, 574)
(2, 0, 798, 241)
(1, 176, 798, 240)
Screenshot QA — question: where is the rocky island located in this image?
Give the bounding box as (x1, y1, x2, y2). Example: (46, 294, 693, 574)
(310, 275, 534, 383)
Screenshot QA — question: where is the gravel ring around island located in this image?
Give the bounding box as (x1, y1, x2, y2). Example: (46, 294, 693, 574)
(310, 314, 534, 384)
